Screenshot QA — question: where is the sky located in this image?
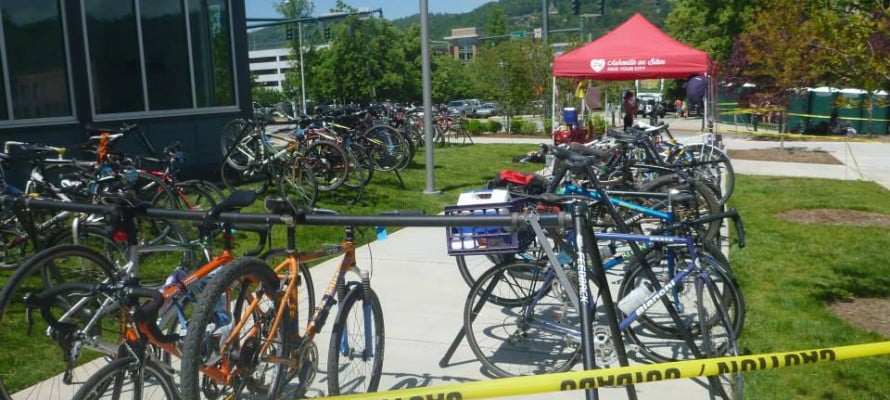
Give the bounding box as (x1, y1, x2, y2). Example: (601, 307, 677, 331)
(245, 0, 495, 20)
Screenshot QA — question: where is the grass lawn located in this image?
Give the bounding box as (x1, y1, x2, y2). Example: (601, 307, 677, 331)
(729, 175, 890, 399)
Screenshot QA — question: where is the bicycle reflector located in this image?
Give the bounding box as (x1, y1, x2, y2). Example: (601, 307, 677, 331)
(113, 229, 129, 243)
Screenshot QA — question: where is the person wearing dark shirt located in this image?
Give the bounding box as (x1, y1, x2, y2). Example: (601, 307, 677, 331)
(623, 90, 635, 130)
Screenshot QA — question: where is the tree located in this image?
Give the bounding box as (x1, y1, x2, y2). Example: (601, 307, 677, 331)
(469, 38, 552, 132)
(431, 54, 473, 103)
(486, 4, 508, 36)
(810, 1, 890, 133)
(665, 0, 756, 61)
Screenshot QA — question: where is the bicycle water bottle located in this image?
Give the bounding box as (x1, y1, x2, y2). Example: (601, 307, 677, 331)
(617, 281, 654, 315)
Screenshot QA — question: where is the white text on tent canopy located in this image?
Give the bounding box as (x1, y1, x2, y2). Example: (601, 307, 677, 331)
(590, 58, 667, 73)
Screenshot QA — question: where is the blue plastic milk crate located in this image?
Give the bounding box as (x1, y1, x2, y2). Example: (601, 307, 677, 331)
(444, 197, 533, 256)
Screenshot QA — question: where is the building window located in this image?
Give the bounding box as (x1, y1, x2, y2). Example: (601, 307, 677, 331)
(1, 0, 72, 119)
(189, 0, 235, 108)
(249, 56, 276, 63)
(140, 0, 192, 110)
(252, 69, 276, 76)
(458, 38, 474, 63)
(84, 0, 236, 116)
(84, 0, 145, 114)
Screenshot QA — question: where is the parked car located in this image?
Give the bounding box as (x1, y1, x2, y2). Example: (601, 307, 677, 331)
(474, 102, 500, 117)
(636, 93, 667, 118)
(446, 99, 481, 116)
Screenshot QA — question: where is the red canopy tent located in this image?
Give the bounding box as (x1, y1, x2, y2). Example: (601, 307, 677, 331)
(552, 13, 713, 79)
(550, 13, 715, 139)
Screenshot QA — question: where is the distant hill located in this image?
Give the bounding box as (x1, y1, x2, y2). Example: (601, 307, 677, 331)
(248, 0, 670, 51)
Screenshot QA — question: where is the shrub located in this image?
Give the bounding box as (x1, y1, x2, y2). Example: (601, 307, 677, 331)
(466, 119, 486, 135)
(487, 120, 502, 133)
(543, 118, 553, 134)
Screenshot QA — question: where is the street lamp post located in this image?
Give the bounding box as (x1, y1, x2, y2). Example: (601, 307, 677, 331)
(297, 21, 307, 114)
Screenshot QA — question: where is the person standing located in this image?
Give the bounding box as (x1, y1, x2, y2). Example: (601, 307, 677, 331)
(623, 90, 635, 130)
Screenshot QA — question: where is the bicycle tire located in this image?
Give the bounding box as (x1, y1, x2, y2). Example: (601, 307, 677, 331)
(180, 258, 284, 400)
(278, 159, 317, 208)
(0, 244, 118, 400)
(680, 144, 735, 206)
(638, 174, 722, 244)
(463, 261, 581, 377)
(697, 270, 745, 400)
(173, 180, 218, 211)
(305, 140, 349, 192)
(261, 249, 316, 328)
(361, 125, 410, 172)
(619, 249, 745, 363)
(71, 355, 180, 400)
(326, 284, 385, 396)
(342, 142, 374, 190)
(220, 157, 272, 194)
(220, 119, 257, 171)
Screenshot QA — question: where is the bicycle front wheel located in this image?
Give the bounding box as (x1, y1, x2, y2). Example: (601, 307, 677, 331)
(0, 244, 118, 400)
(326, 284, 384, 396)
(619, 249, 745, 363)
(180, 258, 284, 400)
(71, 356, 180, 400)
(463, 262, 580, 377)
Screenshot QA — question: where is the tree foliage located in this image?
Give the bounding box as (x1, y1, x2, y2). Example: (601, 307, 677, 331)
(486, 4, 508, 36)
(665, 0, 755, 62)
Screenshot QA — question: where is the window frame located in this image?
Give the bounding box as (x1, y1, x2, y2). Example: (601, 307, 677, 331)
(81, 0, 240, 122)
(0, 0, 78, 127)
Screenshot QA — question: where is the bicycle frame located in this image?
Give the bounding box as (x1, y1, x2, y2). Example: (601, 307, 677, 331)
(208, 223, 372, 386)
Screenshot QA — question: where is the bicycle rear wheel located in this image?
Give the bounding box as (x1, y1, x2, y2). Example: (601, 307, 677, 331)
(698, 271, 744, 400)
(326, 284, 385, 396)
(71, 356, 180, 400)
(0, 245, 118, 400)
(463, 262, 581, 377)
(180, 258, 284, 400)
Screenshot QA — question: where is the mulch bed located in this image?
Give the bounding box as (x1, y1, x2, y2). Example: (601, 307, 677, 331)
(728, 147, 843, 165)
(776, 208, 890, 228)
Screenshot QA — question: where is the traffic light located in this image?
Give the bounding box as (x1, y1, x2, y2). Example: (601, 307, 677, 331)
(571, 0, 581, 15)
(323, 25, 331, 40)
(285, 26, 294, 41)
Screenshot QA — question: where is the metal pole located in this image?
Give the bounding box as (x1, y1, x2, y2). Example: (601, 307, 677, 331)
(542, 0, 548, 42)
(420, 0, 438, 195)
(298, 22, 307, 114)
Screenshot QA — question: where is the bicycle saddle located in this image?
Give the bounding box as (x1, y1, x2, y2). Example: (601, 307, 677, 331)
(208, 190, 257, 219)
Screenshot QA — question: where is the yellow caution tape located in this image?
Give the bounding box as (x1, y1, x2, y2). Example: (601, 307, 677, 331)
(713, 127, 884, 143)
(785, 112, 890, 122)
(326, 341, 890, 400)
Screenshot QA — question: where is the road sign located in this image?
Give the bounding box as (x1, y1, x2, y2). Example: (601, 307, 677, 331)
(510, 31, 526, 39)
(533, 28, 542, 39)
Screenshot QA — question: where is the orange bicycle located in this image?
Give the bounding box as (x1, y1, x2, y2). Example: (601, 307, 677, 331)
(181, 197, 385, 399)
